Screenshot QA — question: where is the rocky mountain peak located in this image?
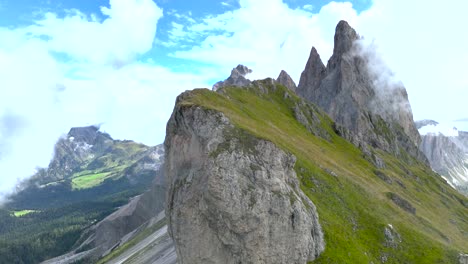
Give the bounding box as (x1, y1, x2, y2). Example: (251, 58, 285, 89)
(297, 20, 425, 165)
(296, 47, 326, 101)
(67, 125, 111, 144)
(213, 64, 253, 90)
(276, 70, 297, 91)
(68, 126, 94, 142)
(232, 64, 252, 77)
(332, 20, 359, 58)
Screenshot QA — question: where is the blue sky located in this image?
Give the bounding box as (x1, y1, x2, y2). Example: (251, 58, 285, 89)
(0, 0, 372, 79)
(0, 0, 467, 197)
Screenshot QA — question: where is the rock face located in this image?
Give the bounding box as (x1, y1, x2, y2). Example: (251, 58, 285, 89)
(276, 70, 297, 91)
(297, 20, 424, 164)
(213, 64, 253, 90)
(418, 121, 468, 195)
(165, 91, 324, 264)
(45, 126, 113, 183)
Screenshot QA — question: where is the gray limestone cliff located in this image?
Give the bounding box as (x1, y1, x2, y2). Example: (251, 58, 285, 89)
(297, 20, 425, 165)
(164, 91, 324, 264)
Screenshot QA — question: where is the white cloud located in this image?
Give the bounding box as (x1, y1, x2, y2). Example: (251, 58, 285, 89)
(169, 0, 358, 83)
(0, 0, 213, 200)
(28, 0, 162, 66)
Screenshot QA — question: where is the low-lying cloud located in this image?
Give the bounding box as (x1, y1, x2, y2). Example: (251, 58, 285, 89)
(349, 39, 414, 123)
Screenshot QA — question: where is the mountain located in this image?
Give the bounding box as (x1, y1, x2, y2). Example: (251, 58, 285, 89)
(19, 20, 467, 264)
(296, 21, 425, 167)
(160, 21, 467, 263)
(163, 79, 467, 263)
(0, 126, 164, 263)
(417, 120, 468, 195)
(213, 64, 253, 91)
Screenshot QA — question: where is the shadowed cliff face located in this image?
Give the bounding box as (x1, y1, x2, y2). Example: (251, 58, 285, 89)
(164, 91, 324, 264)
(297, 21, 425, 165)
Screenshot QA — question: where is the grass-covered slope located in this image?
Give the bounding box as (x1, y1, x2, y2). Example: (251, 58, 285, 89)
(178, 80, 467, 263)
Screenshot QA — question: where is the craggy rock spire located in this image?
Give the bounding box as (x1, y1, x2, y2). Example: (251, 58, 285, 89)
(297, 20, 425, 165)
(327, 20, 359, 70)
(276, 70, 297, 91)
(213, 64, 253, 90)
(296, 47, 326, 102)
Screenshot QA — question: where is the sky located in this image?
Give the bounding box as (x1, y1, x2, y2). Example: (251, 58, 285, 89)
(0, 0, 467, 197)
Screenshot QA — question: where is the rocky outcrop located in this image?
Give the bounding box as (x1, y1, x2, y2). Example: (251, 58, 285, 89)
(213, 65, 252, 90)
(296, 47, 326, 103)
(387, 192, 416, 214)
(276, 70, 297, 91)
(165, 91, 324, 264)
(297, 20, 425, 164)
(383, 224, 401, 248)
(460, 253, 468, 264)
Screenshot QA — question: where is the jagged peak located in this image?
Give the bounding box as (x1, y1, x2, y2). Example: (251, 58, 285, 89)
(307, 47, 325, 66)
(333, 20, 359, 56)
(296, 20, 425, 164)
(276, 70, 297, 91)
(67, 125, 112, 144)
(232, 64, 252, 77)
(213, 64, 253, 91)
(296, 46, 326, 100)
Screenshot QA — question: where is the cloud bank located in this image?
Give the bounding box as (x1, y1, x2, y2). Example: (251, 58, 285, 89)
(0, 0, 210, 200)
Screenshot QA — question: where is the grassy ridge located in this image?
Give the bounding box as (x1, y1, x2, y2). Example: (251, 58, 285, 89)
(180, 81, 467, 263)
